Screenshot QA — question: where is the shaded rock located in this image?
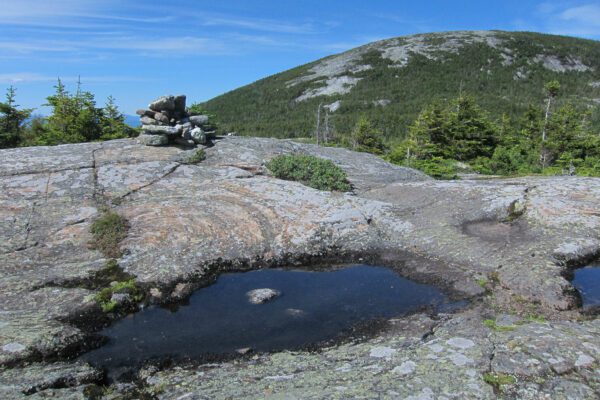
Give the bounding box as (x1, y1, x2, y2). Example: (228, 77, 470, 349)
(246, 288, 281, 304)
(170, 283, 193, 301)
(148, 95, 175, 112)
(189, 115, 209, 126)
(110, 292, 131, 305)
(174, 95, 186, 113)
(140, 116, 157, 126)
(173, 137, 196, 147)
(137, 133, 168, 146)
(142, 125, 181, 136)
(153, 112, 170, 124)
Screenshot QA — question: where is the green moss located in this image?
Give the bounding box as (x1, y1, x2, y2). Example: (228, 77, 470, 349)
(484, 319, 516, 332)
(477, 278, 488, 288)
(483, 372, 517, 388)
(94, 278, 143, 313)
(90, 211, 129, 258)
(182, 148, 206, 164)
(266, 154, 352, 192)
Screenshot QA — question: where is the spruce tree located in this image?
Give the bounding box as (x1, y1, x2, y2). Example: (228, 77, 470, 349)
(0, 86, 32, 148)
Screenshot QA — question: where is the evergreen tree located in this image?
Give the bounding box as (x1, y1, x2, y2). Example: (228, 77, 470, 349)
(42, 78, 103, 145)
(446, 95, 498, 161)
(0, 86, 32, 148)
(351, 116, 386, 154)
(100, 95, 134, 140)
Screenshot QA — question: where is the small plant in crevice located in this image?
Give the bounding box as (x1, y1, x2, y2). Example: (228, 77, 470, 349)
(90, 211, 129, 258)
(483, 319, 516, 332)
(483, 372, 517, 389)
(266, 154, 352, 192)
(94, 277, 143, 313)
(182, 148, 206, 164)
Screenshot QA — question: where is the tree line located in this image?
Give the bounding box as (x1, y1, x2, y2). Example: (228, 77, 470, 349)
(0, 79, 136, 149)
(329, 80, 599, 178)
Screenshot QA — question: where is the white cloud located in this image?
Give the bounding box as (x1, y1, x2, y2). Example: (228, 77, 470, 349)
(0, 73, 146, 84)
(559, 4, 600, 27)
(200, 15, 317, 34)
(531, 2, 600, 38)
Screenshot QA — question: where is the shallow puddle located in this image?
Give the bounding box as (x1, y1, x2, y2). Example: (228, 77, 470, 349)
(572, 265, 600, 310)
(80, 264, 461, 373)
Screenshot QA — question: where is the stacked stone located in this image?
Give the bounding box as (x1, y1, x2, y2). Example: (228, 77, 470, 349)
(136, 95, 215, 147)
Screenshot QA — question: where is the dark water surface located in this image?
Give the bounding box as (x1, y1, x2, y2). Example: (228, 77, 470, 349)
(572, 265, 600, 309)
(81, 264, 461, 372)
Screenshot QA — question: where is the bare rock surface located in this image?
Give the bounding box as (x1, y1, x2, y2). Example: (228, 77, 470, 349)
(0, 136, 599, 398)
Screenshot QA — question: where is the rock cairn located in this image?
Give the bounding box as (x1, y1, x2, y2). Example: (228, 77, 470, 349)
(136, 95, 215, 147)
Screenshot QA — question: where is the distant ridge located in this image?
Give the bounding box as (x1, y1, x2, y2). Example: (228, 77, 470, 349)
(202, 30, 600, 139)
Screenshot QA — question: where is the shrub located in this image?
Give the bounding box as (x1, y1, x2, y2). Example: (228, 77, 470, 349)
(266, 154, 352, 191)
(90, 211, 129, 258)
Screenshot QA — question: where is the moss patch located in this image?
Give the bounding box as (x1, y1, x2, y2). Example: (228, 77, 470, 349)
(95, 278, 143, 313)
(182, 148, 206, 164)
(483, 372, 517, 388)
(483, 319, 516, 332)
(266, 154, 352, 192)
(90, 211, 129, 258)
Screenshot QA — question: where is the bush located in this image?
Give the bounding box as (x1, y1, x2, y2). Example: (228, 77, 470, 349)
(266, 154, 352, 191)
(90, 211, 129, 258)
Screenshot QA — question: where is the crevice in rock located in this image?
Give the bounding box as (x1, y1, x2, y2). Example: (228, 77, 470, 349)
(119, 163, 182, 200)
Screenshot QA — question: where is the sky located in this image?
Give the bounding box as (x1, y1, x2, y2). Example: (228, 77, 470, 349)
(1, 0, 600, 115)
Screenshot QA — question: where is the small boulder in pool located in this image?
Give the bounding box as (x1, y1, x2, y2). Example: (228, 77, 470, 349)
(247, 288, 281, 304)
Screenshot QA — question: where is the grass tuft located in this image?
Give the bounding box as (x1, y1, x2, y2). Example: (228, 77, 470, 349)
(90, 211, 129, 258)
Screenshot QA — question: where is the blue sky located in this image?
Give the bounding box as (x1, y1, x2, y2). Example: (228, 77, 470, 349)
(1, 0, 599, 115)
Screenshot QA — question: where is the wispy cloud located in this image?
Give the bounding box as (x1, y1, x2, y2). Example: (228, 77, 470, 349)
(0, 73, 146, 84)
(528, 2, 600, 38)
(198, 14, 318, 34)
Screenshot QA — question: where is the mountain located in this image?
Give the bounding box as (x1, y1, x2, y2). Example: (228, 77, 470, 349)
(202, 31, 600, 140)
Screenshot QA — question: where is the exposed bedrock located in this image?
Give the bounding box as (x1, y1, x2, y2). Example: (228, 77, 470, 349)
(0, 136, 598, 398)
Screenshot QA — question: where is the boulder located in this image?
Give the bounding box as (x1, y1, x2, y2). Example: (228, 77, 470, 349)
(174, 95, 186, 113)
(189, 115, 209, 126)
(140, 116, 157, 126)
(154, 112, 170, 124)
(138, 133, 168, 146)
(142, 125, 181, 136)
(190, 127, 208, 144)
(246, 288, 281, 304)
(149, 95, 175, 112)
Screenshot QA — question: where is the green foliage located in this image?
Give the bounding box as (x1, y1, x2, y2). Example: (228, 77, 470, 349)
(201, 31, 600, 144)
(483, 372, 517, 388)
(544, 80, 560, 98)
(1, 80, 135, 148)
(99, 95, 136, 140)
(483, 319, 516, 332)
(389, 84, 600, 178)
(351, 116, 387, 154)
(266, 154, 352, 191)
(403, 95, 499, 161)
(90, 211, 129, 259)
(182, 148, 206, 164)
(0, 86, 32, 148)
(95, 278, 143, 313)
